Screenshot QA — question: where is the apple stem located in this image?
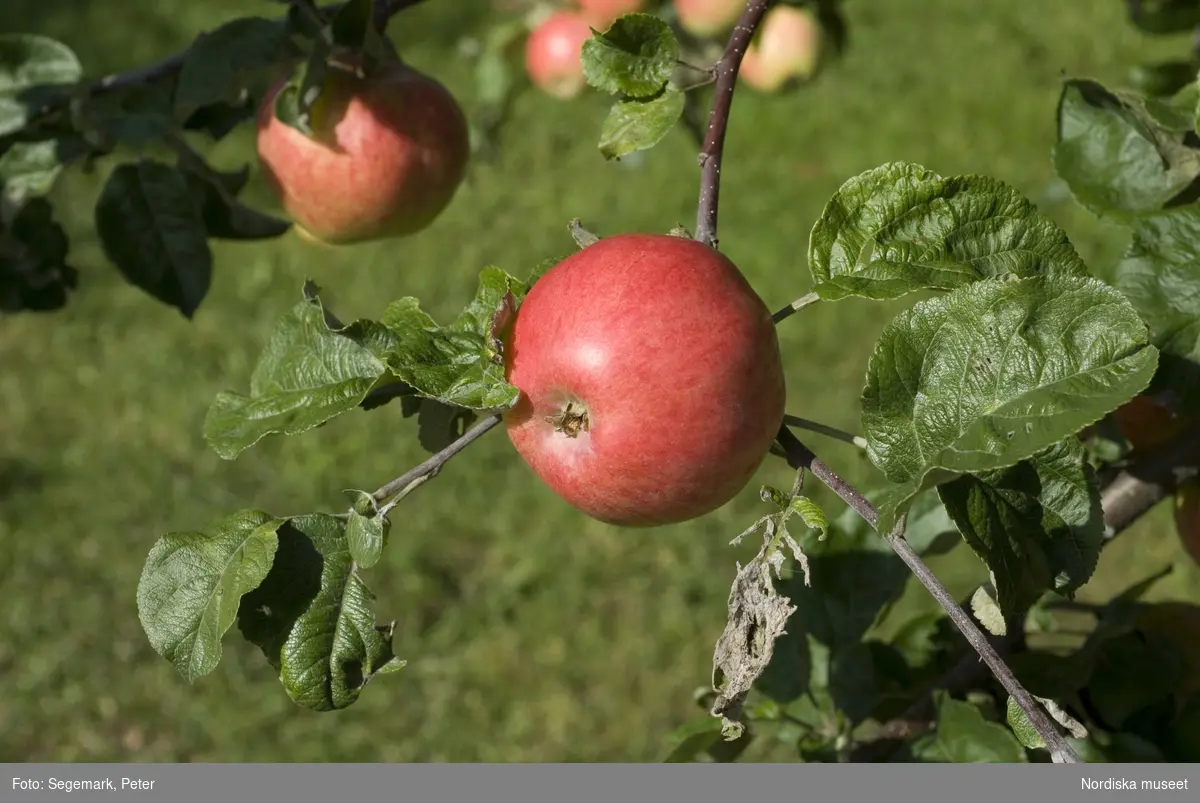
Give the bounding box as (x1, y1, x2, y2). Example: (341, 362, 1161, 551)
(774, 424, 1083, 763)
(694, 0, 773, 249)
(771, 291, 820, 323)
(675, 58, 716, 75)
(782, 414, 866, 450)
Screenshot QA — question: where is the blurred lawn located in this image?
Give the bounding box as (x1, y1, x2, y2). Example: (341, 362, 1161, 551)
(2, 0, 1199, 762)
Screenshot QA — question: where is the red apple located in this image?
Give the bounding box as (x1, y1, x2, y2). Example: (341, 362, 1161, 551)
(1112, 395, 1189, 453)
(739, 5, 823, 93)
(524, 10, 594, 100)
(578, 0, 646, 28)
(674, 0, 745, 39)
(502, 233, 787, 527)
(255, 59, 469, 246)
(1176, 480, 1200, 567)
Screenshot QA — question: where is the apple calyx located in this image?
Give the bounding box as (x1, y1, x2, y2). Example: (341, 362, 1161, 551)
(546, 401, 590, 438)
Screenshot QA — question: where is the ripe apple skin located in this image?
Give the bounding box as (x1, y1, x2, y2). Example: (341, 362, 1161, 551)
(674, 0, 745, 38)
(1176, 479, 1200, 567)
(255, 59, 469, 246)
(525, 11, 594, 100)
(739, 5, 823, 93)
(502, 233, 787, 527)
(579, 0, 646, 28)
(1112, 395, 1188, 453)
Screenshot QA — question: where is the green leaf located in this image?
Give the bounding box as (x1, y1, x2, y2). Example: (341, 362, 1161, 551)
(1128, 60, 1198, 99)
(807, 162, 1089, 301)
(1142, 86, 1200, 132)
(82, 81, 176, 146)
(328, 0, 384, 57)
(344, 490, 388, 569)
(880, 610, 952, 673)
(175, 17, 293, 120)
(662, 715, 724, 762)
(909, 691, 1028, 762)
(379, 267, 526, 410)
(183, 96, 257, 142)
(1110, 205, 1200, 408)
(789, 496, 827, 540)
(756, 515, 909, 722)
(181, 166, 292, 241)
(970, 584, 1007, 636)
(285, 0, 329, 39)
(862, 274, 1157, 532)
(0, 197, 77, 312)
(1129, 0, 1200, 34)
(598, 85, 684, 160)
(203, 290, 395, 459)
(0, 34, 82, 136)
(272, 40, 332, 138)
(93, 159, 213, 318)
(1053, 78, 1200, 221)
(136, 510, 283, 683)
(474, 19, 524, 111)
(0, 34, 83, 93)
(1007, 649, 1094, 700)
(1087, 631, 1184, 729)
(236, 513, 404, 712)
(835, 486, 959, 555)
(0, 137, 74, 205)
(899, 488, 960, 555)
(581, 13, 679, 98)
(1005, 696, 1046, 750)
(937, 439, 1103, 614)
(415, 399, 478, 453)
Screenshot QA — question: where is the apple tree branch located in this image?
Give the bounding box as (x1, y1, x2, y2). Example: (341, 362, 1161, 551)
(31, 0, 429, 114)
(848, 420, 1200, 760)
(694, 0, 773, 248)
(773, 426, 1084, 763)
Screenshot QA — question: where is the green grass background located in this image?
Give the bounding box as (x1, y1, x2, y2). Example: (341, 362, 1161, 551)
(2, 0, 1199, 762)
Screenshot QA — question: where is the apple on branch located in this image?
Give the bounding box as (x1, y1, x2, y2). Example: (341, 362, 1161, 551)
(501, 233, 787, 527)
(578, 0, 647, 28)
(255, 58, 470, 246)
(739, 4, 823, 93)
(673, 0, 746, 39)
(1112, 394, 1190, 454)
(524, 9, 595, 100)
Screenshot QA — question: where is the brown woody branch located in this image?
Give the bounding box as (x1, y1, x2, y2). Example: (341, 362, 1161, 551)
(774, 426, 1083, 763)
(694, 0, 772, 248)
(846, 421, 1200, 761)
(370, 413, 502, 504)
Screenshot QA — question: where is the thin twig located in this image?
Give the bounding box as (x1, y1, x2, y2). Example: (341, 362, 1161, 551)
(783, 414, 866, 450)
(371, 413, 502, 504)
(772, 291, 821, 323)
(777, 425, 877, 527)
(884, 527, 1079, 762)
(849, 630, 1026, 761)
(1096, 420, 1200, 538)
(844, 421, 1200, 760)
(694, 0, 772, 248)
(775, 424, 1082, 763)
